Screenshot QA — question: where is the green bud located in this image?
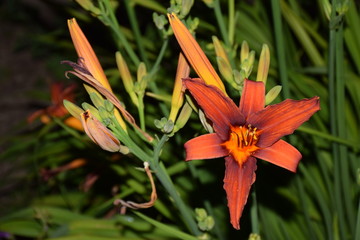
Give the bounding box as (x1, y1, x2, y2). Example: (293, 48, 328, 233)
(63, 100, 84, 120)
(199, 109, 213, 133)
(172, 102, 192, 134)
(256, 44, 270, 85)
(195, 208, 215, 231)
(104, 99, 114, 112)
(153, 12, 167, 30)
(82, 102, 101, 121)
(180, 0, 194, 17)
(265, 85, 282, 105)
(89, 92, 105, 109)
(240, 41, 250, 65)
(248, 233, 261, 240)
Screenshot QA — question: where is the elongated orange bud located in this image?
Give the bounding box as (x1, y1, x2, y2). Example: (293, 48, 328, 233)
(167, 13, 226, 93)
(68, 18, 112, 92)
(80, 110, 121, 152)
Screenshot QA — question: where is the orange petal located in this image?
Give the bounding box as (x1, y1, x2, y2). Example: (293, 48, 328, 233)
(254, 140, 301, 172)
(167, 13, 226, 93)
(239, 79, 265, 116)
(223, 156, 257, 229)
(184, 133, 228, 160)
(248, 96, 320, 147)
(184, 78, 244, 139)
(68, 18, 112, 92)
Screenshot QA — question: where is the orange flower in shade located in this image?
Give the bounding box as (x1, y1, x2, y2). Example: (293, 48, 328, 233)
(183, 78, 320, 229)
(27, 82, 83, 131)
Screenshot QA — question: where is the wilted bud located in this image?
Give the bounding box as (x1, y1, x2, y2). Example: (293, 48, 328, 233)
(80, 110, 121, 152)
(265, 85, 282, 105)
(115, 52, 138, 107)
(256, 44, 270, 85)
(63, 100, 84, 120)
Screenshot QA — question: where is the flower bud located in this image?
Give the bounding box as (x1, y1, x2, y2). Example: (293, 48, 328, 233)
(256, 44, 270, 85)
(265, 85, 282, 105)
(80, 110, 121, 152)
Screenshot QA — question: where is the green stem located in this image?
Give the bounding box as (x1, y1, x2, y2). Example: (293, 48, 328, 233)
(213, 0, 230, 47)
(250, 187, 259, 234)
(100, 0, 140, 66)
(149, 39, 169, 76)
(149, 135, 201, 236)
(228, 0, 235, 46)
(335, 18, 355, 233)
(148, 40, 170, 117)
(138, 94, 146, 131)
(124, 0, 150, 67)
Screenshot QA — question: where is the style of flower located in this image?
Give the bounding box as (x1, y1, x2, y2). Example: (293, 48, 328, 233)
(183, 78, 320, 229)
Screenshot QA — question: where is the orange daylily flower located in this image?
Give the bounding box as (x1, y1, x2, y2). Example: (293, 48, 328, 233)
(28, 82, 83, 131)
(183, 78, 320, 229)
(167, 13, 226, 93)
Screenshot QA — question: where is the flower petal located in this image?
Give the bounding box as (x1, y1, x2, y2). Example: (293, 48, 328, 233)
(184, 78, 245, 139)
(223, 156, 257, 230)
(254, 140, 301, 172)
(239, 79, 265, 117)
(184, 133, 228, 160)
(248, 96, 320, 147)
(167, 13, 226, 93)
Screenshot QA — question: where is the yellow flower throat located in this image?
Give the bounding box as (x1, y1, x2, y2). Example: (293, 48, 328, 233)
(222, 125, 260, 165)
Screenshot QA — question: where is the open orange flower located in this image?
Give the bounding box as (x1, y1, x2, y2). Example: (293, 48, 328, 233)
(184, 78, 320, 229)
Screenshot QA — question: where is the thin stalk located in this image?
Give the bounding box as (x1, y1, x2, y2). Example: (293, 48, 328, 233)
(138, 95, 146, 131)
(329, 0, 346, 238)
(250, 187, 259, 234)
(124, 0, 150, 67)
(149, 40, 169, 76)
(149, 135, 201, 236)
(228, 0, 235, 46)
(355, 198, 360, 240)
(148, 40, 170, 117)
(100, 0, 140, 66)
(271, 0, 290, 98)
(335, 16, 355, 233)
(213, 0, 230, 47)
(295, 177, 316, 240)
